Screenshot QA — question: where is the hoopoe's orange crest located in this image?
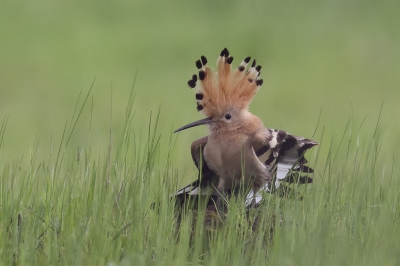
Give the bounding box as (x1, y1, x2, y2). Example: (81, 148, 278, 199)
(187, 48, 263, 118)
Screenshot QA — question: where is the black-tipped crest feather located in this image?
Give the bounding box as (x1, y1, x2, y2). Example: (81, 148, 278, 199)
(200, 56, 207, 65)
(186, 48, 265, 117)
(195, 60, 202, 69)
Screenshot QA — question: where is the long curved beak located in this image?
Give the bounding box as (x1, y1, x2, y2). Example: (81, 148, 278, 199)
(174, 117, 213, 133)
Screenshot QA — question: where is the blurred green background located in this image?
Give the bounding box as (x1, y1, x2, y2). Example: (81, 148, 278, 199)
(0, 1, 399, 174)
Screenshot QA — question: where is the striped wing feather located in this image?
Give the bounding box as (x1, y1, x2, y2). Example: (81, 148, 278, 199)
(245, 130, 318, 206)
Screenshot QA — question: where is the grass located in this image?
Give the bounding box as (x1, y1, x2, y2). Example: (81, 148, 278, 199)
(1, 0, 400, 160)
(1, 83, 399, 266)
(1, 1, 399, 264)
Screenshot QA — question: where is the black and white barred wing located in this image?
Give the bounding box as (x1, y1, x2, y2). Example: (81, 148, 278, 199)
(174, 169, 218, 200)
(245, 129, 318, 206)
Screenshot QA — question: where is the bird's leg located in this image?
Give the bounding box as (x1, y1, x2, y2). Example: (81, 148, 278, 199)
(244, 189, 258, 211)
(250, 182, 262, 209)
(215, 179, 227, 214)
(215, 188, 227, 214)
(250, 196, 257, 209)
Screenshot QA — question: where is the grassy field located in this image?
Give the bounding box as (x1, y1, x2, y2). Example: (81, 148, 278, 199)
(1, 1, 400, 265)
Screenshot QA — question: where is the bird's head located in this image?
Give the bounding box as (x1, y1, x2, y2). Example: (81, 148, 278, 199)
(174, 48, 263, 134)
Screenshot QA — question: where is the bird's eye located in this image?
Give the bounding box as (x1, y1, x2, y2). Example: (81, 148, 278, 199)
(225, 114, 231, 120)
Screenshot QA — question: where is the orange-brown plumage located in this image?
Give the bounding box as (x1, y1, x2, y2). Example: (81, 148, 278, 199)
(192, 48, 263, 119)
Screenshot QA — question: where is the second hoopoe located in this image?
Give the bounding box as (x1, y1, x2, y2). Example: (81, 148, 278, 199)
(174, 48, 318, 211)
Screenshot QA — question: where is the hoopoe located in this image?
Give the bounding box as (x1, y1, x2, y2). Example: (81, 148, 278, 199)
(174, 48, 318, 210)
